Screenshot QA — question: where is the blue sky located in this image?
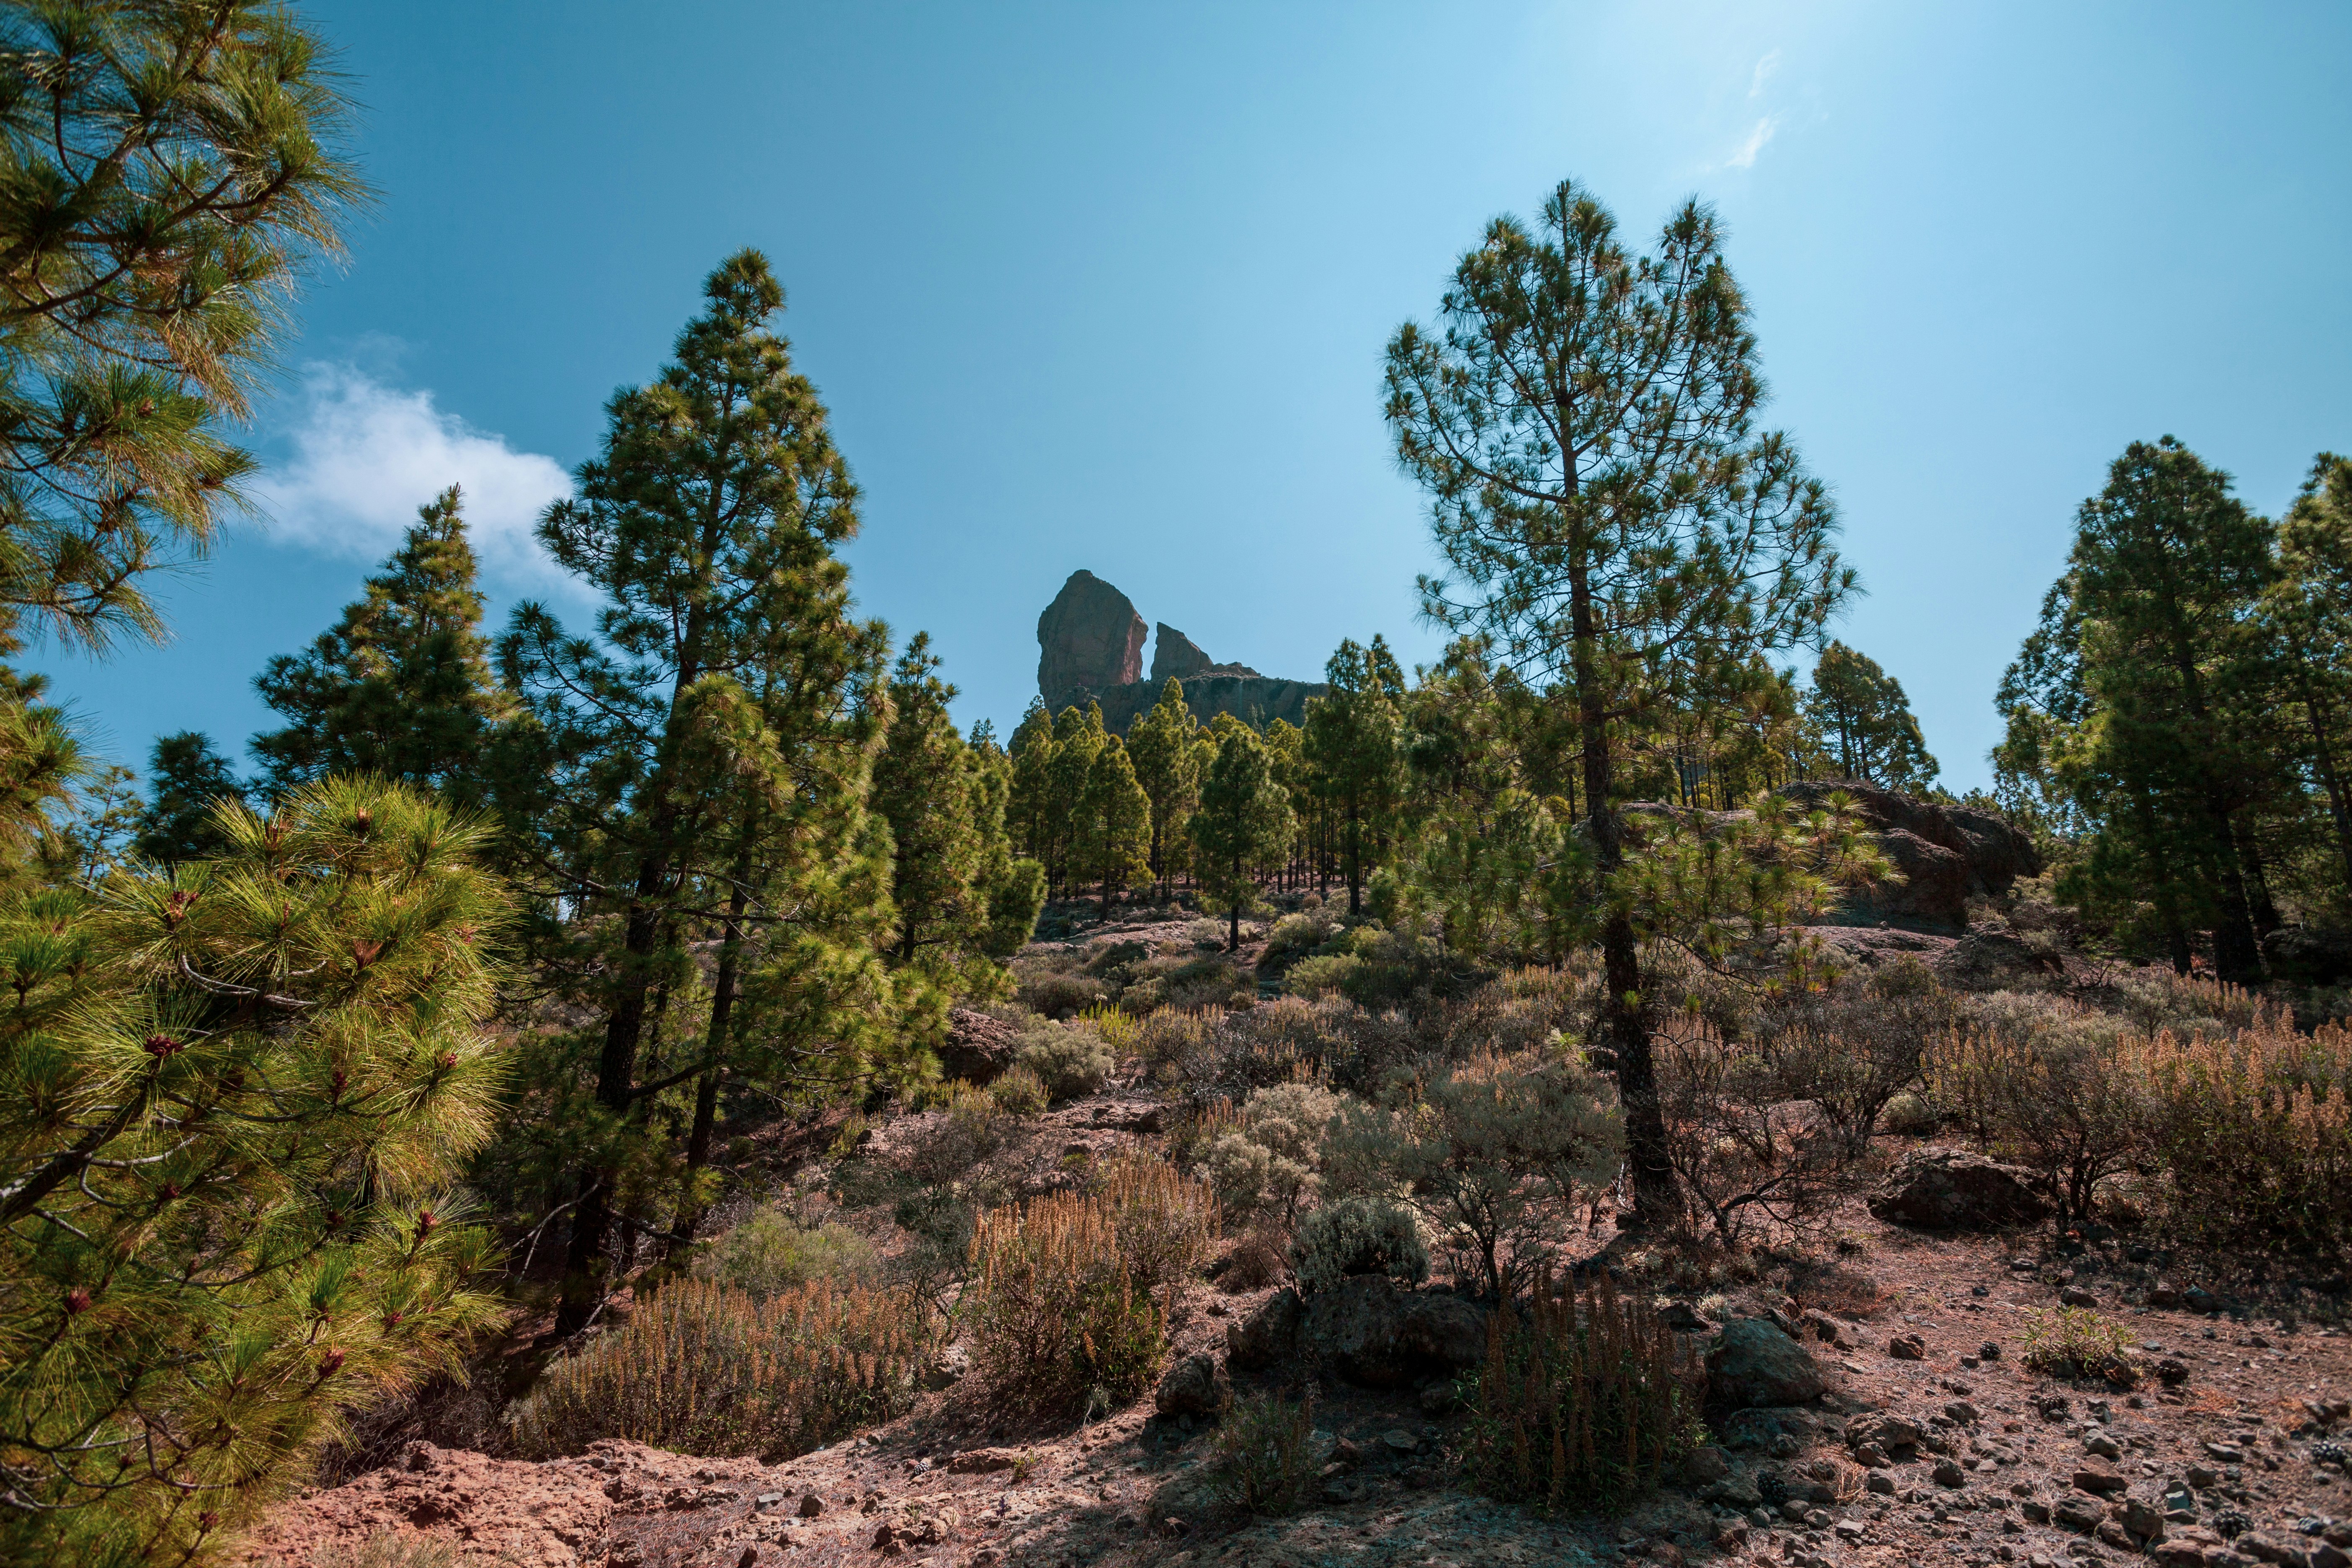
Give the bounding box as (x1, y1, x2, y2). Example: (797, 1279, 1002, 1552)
(29, 1, 2352, 793)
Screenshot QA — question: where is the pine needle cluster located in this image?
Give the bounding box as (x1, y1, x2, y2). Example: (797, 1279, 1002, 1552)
(0, 780, 509, 1567)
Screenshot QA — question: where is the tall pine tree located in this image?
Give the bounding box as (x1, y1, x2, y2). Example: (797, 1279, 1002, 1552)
(498, 251, 900, 1328)
(251, 486, 508, 802)
(1384, 179, 1850, 1222)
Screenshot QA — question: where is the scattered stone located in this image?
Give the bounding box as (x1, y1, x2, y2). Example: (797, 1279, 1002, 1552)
(2061, 1286, 2099, 1308)
(948, 1448, 1020, 1475)
(1226, 1287, 1301, 1370)
(1707, 1318, 1827, 1408)
(1891, 1333, 1929, 1360)
(1154, 1353, 1229, 1417)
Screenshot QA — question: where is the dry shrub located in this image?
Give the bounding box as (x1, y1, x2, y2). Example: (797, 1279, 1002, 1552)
(1754, 960, 1956, 1155)
(2137, 1011, 2352, 1253)
(1786, 1259, 1889, 1319)
(1222, 1225, 1289, 1291)
(1326, 1048, 1620, 1297)
(1461, 1266, 1707, 1514)
(317, 1538, 463, 1568)
(508, 1277, 927, 1460)
(1139, 1006, 1222, 1086)
(1208, 1392, 1317, 1515)
(901, 1083, 1013, 1184)
(963, 1155, 1215, 1411)
(1926, 1001, 2149, 1226)
(1653, 1016, 1862, 1244)
(1204, 1081, 1344, 1220)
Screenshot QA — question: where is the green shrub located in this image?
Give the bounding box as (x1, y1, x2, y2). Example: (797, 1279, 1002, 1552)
(1261, 909, 1342, 975)
(1461, 1268, 1707, 1514)
(508, 1277, 928, 1459)
(990, 1063, 1050, 1117)
(1881, 1091, 1938, 1136)
(1020, 970, 1109, 1020)
(1285, 952, 1365, 999)
(2019, 1307, 2136, 1386)
(1326, 1049, 1621, 1296)
(1015, 1023, 1116, 1101)
(692, 1210, 877, 1296)
(1205, 1082, 1344, 1218)
(1208, 1393, 1318, 1514)
(1157, 954, 1251, 1010)
(1290, 1197, 1429, 1295)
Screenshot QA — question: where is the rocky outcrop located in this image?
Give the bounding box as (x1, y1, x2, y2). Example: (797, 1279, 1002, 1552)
(1071, 671, 1326, 734)
(1034, 572, 1326, 731)
(1037, 570, 1146, 712)
(1302, 1277, 1488, 1388)
(936, 1007, 1021, 1084)
(1867, 1146, 2053, 1231)
(1153, 1352, 1230, 1416)
(2263, 926, 2352, 986)
(1778, 780, 2040, 930)
(1150, 623, 1215, 682)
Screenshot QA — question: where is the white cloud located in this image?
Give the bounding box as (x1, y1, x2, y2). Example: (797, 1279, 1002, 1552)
(1749, 49, 1781, 100)
(254, 363, 574, 587)
(1726, 114, 1780, 169)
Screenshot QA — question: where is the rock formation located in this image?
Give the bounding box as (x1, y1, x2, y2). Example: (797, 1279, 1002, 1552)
(1035, 572, 1325, 731)
(1036, 570, 1145, 713)
(1778, 779, 2040, 930)
(1150, 623, 1215, 682)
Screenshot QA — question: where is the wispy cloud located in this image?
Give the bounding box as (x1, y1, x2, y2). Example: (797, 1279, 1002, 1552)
(1727, 114, 1781, 170)
(1749, 49, 1781, 100)
(254, 364, 574, 587)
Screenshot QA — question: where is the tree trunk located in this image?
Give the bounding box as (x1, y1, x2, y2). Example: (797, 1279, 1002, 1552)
(2293, 655, 2352, 896)
(1566, 558, 1678, 1226)
(673, 856, 752, 1246)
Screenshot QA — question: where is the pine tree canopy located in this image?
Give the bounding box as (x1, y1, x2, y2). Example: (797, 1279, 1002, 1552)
(0, 780, 508, 1568)
(0, 2, 364, 650)
(131, 731, 244, 864)
(251, 487, 508, 803)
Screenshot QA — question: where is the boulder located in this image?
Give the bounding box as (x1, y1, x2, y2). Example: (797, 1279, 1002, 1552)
(1939, 931, 2067, 990)
(1868, 1147, 2053, 1231)
(2262, 926, 2352, 987)
(1777, 779, 2041, 930)
(1154, 1353, 1230, 1416)
(1706, 1318, 1825, 1408)
(937, 1007, 1021, 1085)
(1150, 624, 1215, 682)
(1303, 1277, 1491, 1388)
(1225, 1288, 1301, 1370)
(1037, 570, 1146, 712)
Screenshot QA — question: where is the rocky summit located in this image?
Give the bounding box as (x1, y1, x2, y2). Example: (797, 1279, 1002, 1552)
(1036, 570, 1326, 730)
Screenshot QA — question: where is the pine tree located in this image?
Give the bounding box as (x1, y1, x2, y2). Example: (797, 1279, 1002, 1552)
(1189, 725, 1295, 950)
(1304, 636, 1406, 915)
(496, 251, 900, 1328)
(1042, 704, 1105, 900)
(1384, 178, 1851, 1222)
(1803, 641, 1938, 791)
(1076, 734, 1152, 917)
(0, 781, 508, 1568)
(251, 487, 508, 802)
(1126, 678, 1201, 901)
(0, 3, 363, 651)
(131, 732, 245, 864)
(2272, 452, 2352, 901)
(871, 632, 1043, 980)
(2058, 438, 2281, 980)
